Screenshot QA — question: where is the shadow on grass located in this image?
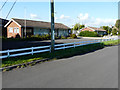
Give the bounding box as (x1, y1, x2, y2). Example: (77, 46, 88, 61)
(2, 43, 104, 67)
(54, 43, 104, 60)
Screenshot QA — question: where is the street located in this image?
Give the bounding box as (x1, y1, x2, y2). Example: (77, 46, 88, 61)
(2, 46, 118, 88)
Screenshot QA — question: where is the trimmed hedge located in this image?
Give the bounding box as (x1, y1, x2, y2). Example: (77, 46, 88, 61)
(79, 31, 98, 37)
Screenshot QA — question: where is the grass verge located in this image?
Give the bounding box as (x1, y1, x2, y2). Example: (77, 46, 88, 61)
(2, 39, 120, 68)
(102, 39, 120, 46)
(2, 43, 104, 68)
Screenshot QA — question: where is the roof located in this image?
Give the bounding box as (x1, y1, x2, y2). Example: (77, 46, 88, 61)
(88, 27, 106, 32)
(5, 18, 70, 30)
(112, 26, 119, 31)
(0, 18, 9, 27)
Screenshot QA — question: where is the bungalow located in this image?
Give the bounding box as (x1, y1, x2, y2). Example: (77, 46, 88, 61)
(77, 27, 107, 36)
(4, 18, 71, 38)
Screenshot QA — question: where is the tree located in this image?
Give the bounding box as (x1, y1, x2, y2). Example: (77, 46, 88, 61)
(112, 28, 118, 35)
(115, 19, 120, 31)
(101, 26, 112, 35)
(73, 23, 85, 30)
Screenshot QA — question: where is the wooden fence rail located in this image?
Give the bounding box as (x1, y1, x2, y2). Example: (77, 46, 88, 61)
(0, 37, 118, 59)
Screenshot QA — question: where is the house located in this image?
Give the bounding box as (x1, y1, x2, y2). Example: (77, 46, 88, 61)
(0, 18, 9, 37)
(4, 18, 71, 38)
(77, 27, 106, 36)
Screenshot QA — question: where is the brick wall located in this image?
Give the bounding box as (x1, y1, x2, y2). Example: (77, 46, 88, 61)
(7, 21, 21, 38)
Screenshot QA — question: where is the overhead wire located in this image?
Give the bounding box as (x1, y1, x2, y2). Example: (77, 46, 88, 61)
(0, 0, 8, 12)
(5, 0, 17, 19)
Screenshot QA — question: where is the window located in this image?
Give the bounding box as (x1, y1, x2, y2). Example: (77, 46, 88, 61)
(14, 28, 19, 33)
(9, 28, 13, 33)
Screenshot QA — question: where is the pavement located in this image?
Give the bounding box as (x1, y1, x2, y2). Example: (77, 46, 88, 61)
(2, 38, 95, 50)
(2, 46, 118, 88)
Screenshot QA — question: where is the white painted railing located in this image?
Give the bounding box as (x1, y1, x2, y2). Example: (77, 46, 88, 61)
(0, 38, 118, 59)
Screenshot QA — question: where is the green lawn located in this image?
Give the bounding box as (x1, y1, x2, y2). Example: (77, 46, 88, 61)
(102, 39, 120, 46)
(2, 39, 120, 68)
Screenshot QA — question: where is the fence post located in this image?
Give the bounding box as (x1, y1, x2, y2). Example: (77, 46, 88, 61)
(32, 47, 34, 55)
(74, 42, 75, 48)
(7, 49, 10, 58)
(64, 45, 65, 49)
(50, 46, 51, 53)
(102, 39, 103, 42)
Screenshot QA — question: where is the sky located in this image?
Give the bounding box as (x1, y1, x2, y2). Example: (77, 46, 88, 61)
(0, 1, 118, 28)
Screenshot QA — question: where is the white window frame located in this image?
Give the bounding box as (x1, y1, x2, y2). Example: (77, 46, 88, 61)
(14, 27, 19, 33)
(9, 27, 13, 33)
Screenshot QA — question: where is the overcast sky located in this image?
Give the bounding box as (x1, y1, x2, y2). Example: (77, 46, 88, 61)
(0, 1, 118, 28)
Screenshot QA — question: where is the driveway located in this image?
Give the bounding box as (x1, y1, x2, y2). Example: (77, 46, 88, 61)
(2, 46, 118, 88)
(2, 38, 95, 50)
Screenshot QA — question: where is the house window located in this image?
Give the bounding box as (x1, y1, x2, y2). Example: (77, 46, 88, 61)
(14, 28, 19, 33)
(9, 28, 13, 33)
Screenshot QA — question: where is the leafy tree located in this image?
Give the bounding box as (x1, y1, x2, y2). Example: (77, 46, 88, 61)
(115, 19, 120, 30)
(101, 26, 112, 35)
(112, 28, 118, 35)
(73, 23, 85, 30)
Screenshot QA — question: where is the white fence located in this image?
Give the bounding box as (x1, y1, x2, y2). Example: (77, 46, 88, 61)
(0, 38, 118, 59)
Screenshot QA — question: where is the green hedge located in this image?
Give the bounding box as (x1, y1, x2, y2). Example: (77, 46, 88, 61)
(2, 34, 68, 41)
(79, 31, 98, 37)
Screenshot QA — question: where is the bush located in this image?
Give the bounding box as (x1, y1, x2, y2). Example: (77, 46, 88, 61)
(55, 36, 60, 39)
(112, 28, 118, 35)
(79, 31, 98, 37)
(70, 34, 77, 39)
(61, 36, 66, 39)
(45, 34, 51, 40)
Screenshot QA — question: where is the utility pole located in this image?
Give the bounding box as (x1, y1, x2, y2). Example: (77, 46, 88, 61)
(24, 7, 27, 38)
(51, 0, 55, 52)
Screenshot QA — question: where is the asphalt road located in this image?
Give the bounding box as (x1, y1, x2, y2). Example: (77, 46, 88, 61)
(2, 38, 95, 50)
(2, 46, 118, 88)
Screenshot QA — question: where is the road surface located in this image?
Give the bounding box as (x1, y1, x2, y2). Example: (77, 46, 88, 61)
(2, 38, 96, 50)
(2, 46, 118, 88)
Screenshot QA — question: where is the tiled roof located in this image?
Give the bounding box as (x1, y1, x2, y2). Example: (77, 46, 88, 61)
(88, 27, 106, 31)
(12, 18, 70, 30)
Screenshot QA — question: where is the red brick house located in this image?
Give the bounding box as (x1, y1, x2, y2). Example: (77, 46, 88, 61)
(77, 27, 106, 36)
(4, 18, 71, 38)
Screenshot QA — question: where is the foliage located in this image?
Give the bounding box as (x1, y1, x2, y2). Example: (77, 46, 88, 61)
(101, 26, 112, 35)
(112, 28, 118, 35)
(115, 19, 120, 30)
(2, 34, 69, 41)
(61, 36, 67, 39)
(102, 39, 120, 46)
(70, 34, 77, 39)
(73, 23, 85, 30)
(79, 31, 98, 37)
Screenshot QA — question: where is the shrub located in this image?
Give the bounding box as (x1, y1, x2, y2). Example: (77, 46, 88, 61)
(67, 37, 72, 39)
(70, 34, 77, 39)
(61, 36, 66, 39)
(79, 31, 98, 37)
(45, 34, 51, 40)
(55, 36, 59, 39)
(112, 28, 118, 35)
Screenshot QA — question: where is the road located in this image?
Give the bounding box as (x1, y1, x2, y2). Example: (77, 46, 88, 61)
(2, 46, 118, 88)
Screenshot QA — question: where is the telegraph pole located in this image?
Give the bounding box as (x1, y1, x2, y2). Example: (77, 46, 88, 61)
(24, 7, 27, 38)
(51, 0, 55, 52)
